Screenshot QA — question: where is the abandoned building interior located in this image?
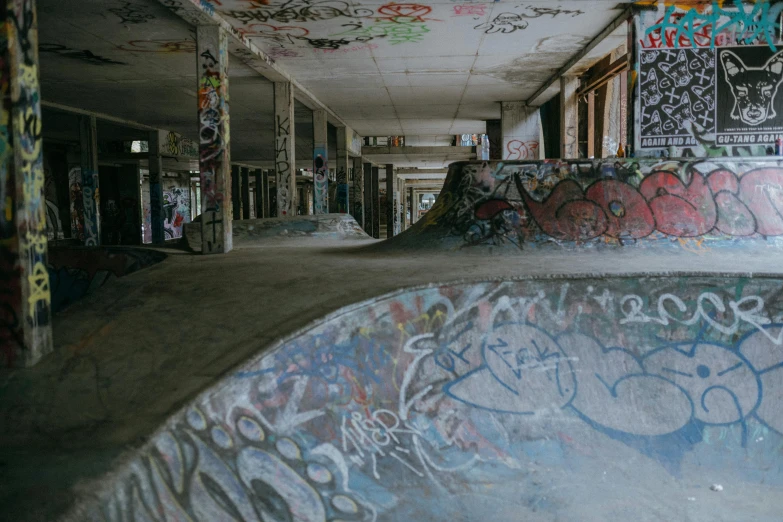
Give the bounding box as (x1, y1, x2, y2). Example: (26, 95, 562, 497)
(3, 0, 783, 521)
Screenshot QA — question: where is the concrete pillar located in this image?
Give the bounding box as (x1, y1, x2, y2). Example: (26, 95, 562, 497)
(0, 0, 53, 366)
(371, 166, 380, 239)
(263, 169, 271, 217)
(274, 82, 295, 217)
(385, 163, 394, 238)
(351, 156, 362, 221)
(253, 168, 263, 218)
(501, 102, 543, 160)
(197, 24, 232, 254)
(231, 165, 240, 220)
(313, 109, 328, 214)
(147, 130, 164, 244)
(487, 119, 502, 160)
(560, 75, 579, 159)
(79, 115, 100, 246)
(335, 129, 350, 213)
(362, 162, 372, 234)
(409, 186, 415, 225)
(241, 167, 250, 219)
(401, 182, 408, 231)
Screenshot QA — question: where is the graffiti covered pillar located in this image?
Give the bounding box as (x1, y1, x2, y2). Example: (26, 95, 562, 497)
(274, 82, 295, 217)
(197, 24, 231, 254)
(313, 109, 328, 214)
(263, 169, 271, 217)
(401, 182, 408, 231)
(561, 75, 579, 158)
(241, 167, 250, 219)
(371, 166, 379, 239)
(79, 115, 100, 246)
(385, 163, 394, 238)
(335, 128, 349, 213)
(148, 130, 164, 244)
(351, 156, 362, 222)
(362, 162, 372, 234)
(501, 102, 542, 160)
(0, 0, 53, 366)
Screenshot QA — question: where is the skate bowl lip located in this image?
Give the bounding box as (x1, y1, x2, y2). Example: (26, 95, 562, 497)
(59, 269, 783, 521)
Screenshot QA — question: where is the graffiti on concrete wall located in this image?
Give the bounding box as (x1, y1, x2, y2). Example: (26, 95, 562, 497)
(163, 186, 190, 239)
(0, 0, 52, 365)
(275, 114, 293, 216)
(313, 146, 329, 214)
(641, 1, 783, 51)
(409, 160, 783, 251)
(198, 29, 230, 253)
(637, 2, 783, 155)
(74, 276, 783, 520)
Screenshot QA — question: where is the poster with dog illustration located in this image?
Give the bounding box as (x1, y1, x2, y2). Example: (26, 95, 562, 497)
(716, 46, 783, 143)
(638, 48, 716, 149)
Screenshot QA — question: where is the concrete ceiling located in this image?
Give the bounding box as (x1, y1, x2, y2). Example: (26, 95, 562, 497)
(37, 0, 630, 168)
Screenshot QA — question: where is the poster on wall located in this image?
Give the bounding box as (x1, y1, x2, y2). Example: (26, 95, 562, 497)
(638, 45, 783, 150)
(638, 48, 716, 148)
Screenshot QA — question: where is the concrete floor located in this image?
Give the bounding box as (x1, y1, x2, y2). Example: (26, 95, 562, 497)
(2, 239, 783, 520)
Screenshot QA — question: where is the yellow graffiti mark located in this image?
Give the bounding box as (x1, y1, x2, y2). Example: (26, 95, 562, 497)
(27, 261, 51, 315)
(4, 196, 12, 221)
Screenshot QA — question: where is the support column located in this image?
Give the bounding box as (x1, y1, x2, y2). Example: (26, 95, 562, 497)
(254, 168, 263, 218)
(385, 163, 394, 238)
(313, 109, 328, 214)
(408, 186, 417, 225)
(241, 166, 250, 219)
(362, 162, 372, 234)
(411, 188, 417, 224)
(487, 119, 502, 160)
(371, 166, 380, 239)
(0, 0, 52, 366)
(560, 75, 579, 159)
(397, 177, 404, 235)
(336, 129, 350, 213)
(400, 182, 408, 232)
(197, 24, 231, 253)
(274, 82, 295, 217)
(231, 165, 240, 220)
(351, 156, 362, 221)
(79, 115, 100, 246)
(263, 169, 271, 217)
(501, 102, 543, 160)
(148, 130, 164, 244)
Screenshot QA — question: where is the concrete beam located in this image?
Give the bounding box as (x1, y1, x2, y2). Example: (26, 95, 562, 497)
(154, 0, 349, 128)
(362, 146, 475, 156)
(526, 5, 633, 107)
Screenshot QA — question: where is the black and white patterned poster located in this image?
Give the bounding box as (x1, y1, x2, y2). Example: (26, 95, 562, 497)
(638, 48, 716, 148)
(715, 46, 783, 145)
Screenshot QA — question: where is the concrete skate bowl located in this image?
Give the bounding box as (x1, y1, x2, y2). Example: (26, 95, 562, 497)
(47, 246, 166, 314)
(184, 213, 371, 251)
(378, 158, 783, 253)
(66, 275, 783, 521)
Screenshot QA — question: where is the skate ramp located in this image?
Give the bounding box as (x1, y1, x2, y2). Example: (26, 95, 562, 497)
(184, 213, 371, 251)
(66, 275, 783, 521)
(382, 158, 783, 253)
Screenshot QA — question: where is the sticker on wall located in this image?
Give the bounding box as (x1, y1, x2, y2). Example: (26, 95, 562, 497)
(638, 48, 716, 149)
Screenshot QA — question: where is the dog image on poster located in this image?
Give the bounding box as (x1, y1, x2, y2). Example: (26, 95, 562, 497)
(717, 46, 783, 139)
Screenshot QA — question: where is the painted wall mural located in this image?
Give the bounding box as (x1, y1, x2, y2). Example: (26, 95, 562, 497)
(68, 276, 783, 521)
(637, 1, 783, 156)
(393, 159, 783, 251)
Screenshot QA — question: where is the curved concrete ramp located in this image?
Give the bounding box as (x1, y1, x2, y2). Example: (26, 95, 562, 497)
(382, 158, 783, 253)
(69, 275, 783, 521)
(185, 213, 371, 251)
